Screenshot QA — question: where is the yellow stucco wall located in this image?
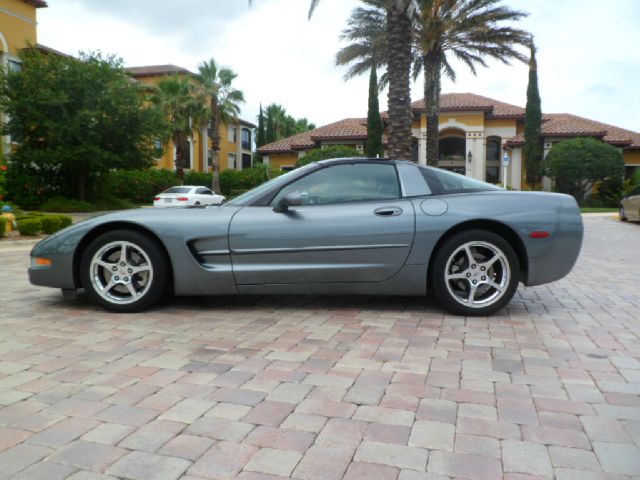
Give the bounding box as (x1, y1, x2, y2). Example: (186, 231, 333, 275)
(485, 118, 517, 129)
(439, 112, 484, 127)
(0, 0, 38, 55)
(624, 150, 640, 165)
(268, 154, 298, 170)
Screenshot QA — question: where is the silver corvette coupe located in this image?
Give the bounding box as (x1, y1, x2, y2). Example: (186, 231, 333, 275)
(29, 158, 583, 316)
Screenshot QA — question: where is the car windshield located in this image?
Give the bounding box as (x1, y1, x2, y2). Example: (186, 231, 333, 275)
(227, 163, 318, 206)
(163, 187, 191, 194)
(420, 167, 502, 195)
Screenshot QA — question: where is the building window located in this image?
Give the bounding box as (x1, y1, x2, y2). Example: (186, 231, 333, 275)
(207, 149, 213, 167)
(241, 128, 251, 150)
(227, 126, 237, 143)
(7, 59, 22, 72)
(242, 153, 252, 169)
(485, 136, 501, 183)
(227, 153, 237, 169)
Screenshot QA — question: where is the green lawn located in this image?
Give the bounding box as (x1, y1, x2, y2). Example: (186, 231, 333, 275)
(580, 207, 618, 213)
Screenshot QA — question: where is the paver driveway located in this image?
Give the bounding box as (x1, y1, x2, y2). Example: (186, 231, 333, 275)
(0, 215, 638, 480)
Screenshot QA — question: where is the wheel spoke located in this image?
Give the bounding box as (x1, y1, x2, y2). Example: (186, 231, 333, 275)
(485, 279, 504, 292)
(130, 264, 151, 275)
(95, 259, 114, 270)
(481, 253, 504, 270)
(467, 284, 478, 303)
(101, 278, 117, 293)
(464, 245, 475, 266)
(118, 243, 127, 264)
(446, 271, 468, 281)
(125, 282, 138, 298)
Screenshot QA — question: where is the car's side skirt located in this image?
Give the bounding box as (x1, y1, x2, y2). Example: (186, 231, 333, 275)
(235, 264, 427, 296)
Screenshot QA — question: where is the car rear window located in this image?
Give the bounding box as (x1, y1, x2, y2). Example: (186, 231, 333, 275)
(419, 167, 501, 195)
(163, 187, 191, 194)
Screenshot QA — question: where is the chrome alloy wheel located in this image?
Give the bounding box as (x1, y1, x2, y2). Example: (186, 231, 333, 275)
(444, 241, 510, 309)
(89, 241, 154, 305)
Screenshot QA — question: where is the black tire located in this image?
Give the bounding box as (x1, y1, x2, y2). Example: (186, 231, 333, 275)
(80, 229, 169, 313)
(194, 201, 201, 207)
(620, 205, 627, 221)
(430, 229, 519, 316)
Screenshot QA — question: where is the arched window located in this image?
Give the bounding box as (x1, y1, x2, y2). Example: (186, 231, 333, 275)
(486, 136, 501, 183)
(438, 129, 466, 174)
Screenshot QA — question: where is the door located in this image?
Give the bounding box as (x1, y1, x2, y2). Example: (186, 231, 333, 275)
(228, 162, 415, 284)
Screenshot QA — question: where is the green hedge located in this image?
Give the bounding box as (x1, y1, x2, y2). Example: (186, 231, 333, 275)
(56, 214, 73, 229)
(96, 169, 178, 204)
(17, 218, 42, 236)
(41, 215, 62, 234)
(0, 217, 6, 238)
(40, 197, 94, 213)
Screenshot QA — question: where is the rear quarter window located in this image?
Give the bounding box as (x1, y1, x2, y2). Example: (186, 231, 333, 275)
(420, 167, 501, 195)
(164, 187, 191, 194)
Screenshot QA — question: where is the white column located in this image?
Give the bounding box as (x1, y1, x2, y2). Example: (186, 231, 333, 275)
(418, 133, 427, 165)
(467, 132, 484, 180)
(188, 137, 194, 170)
(510, 148, 522, 189)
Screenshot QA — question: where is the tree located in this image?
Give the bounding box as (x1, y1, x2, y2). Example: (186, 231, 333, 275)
(196, 58, 245, 192)
(249, 0, 416, 160)
(544, 138, 625, 202)
(366, 65, 384, 157)
(261, 103, 315, 143)
(524, 40, 543, 187)
(0, 49, 166, 201)
(416, 0, 530, 165)
(295, 145, 362, 168)
(257, 103, 266, 148)
(153, 75, 207, 182)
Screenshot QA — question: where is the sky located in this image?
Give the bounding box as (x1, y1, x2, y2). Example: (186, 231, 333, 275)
(37, 0, 640, 132)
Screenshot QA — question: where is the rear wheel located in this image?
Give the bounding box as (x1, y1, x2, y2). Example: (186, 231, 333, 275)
(430, 230, 519, 316)
(80, 230, 168, 312)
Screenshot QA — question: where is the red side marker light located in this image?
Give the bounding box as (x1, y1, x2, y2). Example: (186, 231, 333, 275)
(529, 231, 550, 239)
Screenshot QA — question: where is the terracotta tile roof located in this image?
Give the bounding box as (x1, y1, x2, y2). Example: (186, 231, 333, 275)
(125, 65, 194, 78)
(408, 93, 525, 118)
(258, 118, 369, 154)
(23, 0, 47, 7)
(506, 113, 640, 148)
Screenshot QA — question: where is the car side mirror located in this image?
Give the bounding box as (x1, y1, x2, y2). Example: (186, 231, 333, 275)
(273, 192, 303, 213)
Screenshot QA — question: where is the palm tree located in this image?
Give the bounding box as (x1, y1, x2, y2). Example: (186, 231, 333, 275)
(153, 75, 208, 181)
(416, 0, 530, 165)
(196, 59, 245, 192)
(248, 0, 417, 160)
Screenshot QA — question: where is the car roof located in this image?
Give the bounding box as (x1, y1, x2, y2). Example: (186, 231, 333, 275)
(316, 157, 417, 167)
(168, 185, 211, 189)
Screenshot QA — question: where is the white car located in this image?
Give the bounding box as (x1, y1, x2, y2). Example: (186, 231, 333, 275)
(153, 186, 226, 208)
(620, 186, 640, 222)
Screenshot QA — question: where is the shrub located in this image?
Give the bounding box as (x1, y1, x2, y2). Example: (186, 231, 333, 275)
(0, 217, 6, 237)
(91, 197, 136, 211)
(219, 165, 268, 196)
(17, 218, 42, 236)
(544, 138, 625, 201)
(184, 171, 213, 188)
(55, 214, 73, 229)
(40, 196, 94, 213)
(97, 169, 178, 204)
(295, 145, 362, 168)
(41, 215, 62, 234)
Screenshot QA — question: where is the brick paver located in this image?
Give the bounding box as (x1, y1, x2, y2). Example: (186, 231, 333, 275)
(0, 215, 639, 478)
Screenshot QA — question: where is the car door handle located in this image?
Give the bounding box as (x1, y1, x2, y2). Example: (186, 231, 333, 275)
(374, 207, 403, 217)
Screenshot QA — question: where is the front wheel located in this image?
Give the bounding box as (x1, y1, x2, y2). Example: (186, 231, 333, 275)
(430, 230, 519, 316)
(80, 230, 169, 312)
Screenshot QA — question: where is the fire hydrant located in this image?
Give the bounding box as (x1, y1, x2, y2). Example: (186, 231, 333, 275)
(1, 205, 16, 234)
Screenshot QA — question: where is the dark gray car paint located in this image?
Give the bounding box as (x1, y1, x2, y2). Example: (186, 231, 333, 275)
(29, 159, 583, 299)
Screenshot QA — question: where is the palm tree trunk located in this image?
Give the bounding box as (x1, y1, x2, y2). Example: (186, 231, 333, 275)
(174, 132, 184, 182)
(423, 50, 442, 166)
(386, 5, 413, 160)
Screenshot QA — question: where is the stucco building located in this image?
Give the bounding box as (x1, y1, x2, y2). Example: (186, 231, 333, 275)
(126, 65, 255, 175)
(0, 0, 47, 153)
(258, 93, 640, 190)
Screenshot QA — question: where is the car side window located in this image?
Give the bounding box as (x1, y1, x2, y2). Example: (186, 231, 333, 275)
(196, 188, 213, 195)
(271, 163, 400, 206)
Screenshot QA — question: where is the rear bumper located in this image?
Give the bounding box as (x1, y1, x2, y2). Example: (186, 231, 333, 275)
(525, 196, 583, 286)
